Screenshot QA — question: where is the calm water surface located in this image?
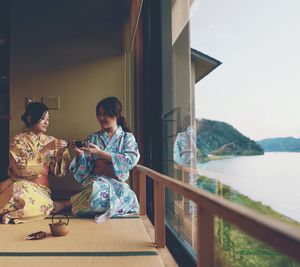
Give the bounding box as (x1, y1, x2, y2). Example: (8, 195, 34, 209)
(198, 152, 300, 222)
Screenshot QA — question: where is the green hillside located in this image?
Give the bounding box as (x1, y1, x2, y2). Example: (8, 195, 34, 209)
(257, 137, 300, 152)
(196, 119, 264, 156)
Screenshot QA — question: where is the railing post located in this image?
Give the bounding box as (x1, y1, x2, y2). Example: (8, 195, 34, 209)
(132, 168, 139, 197)
(139, 172, 146, 215)
(132, 168, 146, 215)
(154, 180, 165, 248)
(197, 206, 214, 267)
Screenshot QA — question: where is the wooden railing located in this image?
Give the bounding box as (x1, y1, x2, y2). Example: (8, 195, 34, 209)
(132, 164, 300, 267)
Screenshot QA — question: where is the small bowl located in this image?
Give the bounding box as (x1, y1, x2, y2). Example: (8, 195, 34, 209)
(49, 213, 70, 237)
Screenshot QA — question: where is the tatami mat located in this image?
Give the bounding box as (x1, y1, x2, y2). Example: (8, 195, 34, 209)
(0, 218, 164, 266)
(1, 256, 163, 267)
(0, 218, 156, 252)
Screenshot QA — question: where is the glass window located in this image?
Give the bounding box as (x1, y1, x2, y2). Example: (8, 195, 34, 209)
(164, 0, 300, 265)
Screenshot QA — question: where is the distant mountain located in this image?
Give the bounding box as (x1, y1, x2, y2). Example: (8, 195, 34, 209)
(257, 137, 300, 152)
(195, 119, 264, 156)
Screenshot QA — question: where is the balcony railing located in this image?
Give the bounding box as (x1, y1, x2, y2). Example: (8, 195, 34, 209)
(132, 164, 300, 267)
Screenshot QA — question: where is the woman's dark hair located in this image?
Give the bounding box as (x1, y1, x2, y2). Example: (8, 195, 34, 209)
(96, 96, 131, 132)
(21, 102, 49, 127)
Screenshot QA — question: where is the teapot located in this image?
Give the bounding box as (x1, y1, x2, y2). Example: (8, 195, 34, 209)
(49, 213, 70, 236)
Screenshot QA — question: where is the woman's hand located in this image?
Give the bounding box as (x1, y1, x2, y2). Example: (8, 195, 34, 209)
(78, 143, 112, 161)
(68, 140, 84, 158)
(82, 143, 102, 156)
(41, 139, 68, 157)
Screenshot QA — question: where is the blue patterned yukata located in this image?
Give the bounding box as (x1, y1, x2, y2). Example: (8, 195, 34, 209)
(173, 126, 197, 167)
(69, 126, 140, 223)
(173, 126, 198, 214)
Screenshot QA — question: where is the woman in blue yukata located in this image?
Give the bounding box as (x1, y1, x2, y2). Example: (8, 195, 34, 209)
(55, 97, 140, 223)
(173, 115, 198, 167)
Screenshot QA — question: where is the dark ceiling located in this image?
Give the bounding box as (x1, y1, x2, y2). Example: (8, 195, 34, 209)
(11, 0, 131, 71)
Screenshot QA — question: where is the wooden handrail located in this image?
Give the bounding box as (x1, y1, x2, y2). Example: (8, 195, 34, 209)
(133, 164, 300, 266)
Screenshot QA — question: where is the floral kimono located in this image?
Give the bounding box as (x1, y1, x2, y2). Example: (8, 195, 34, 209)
(69, 126, 140, 223)
(0, 130, 70, 224)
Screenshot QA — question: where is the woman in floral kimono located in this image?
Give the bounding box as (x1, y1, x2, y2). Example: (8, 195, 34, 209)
(57, 96, 140, 223)
(0, 102, 70, 224)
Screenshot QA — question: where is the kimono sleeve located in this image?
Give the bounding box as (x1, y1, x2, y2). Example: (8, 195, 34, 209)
(111, 133, 140, 182)
(54, 149, 71, 177)
(173, 133, 193, 166)
(69, 153, 94, 183)
(9, 135, 43, 177)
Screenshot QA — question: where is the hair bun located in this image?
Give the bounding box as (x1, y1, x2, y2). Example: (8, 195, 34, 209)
(21, 102, 48, 127)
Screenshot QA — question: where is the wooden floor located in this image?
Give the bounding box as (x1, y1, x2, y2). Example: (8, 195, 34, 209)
(0, 216, 176, 267)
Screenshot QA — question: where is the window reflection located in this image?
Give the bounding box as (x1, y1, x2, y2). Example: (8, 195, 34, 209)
(173, 116, 198, 167)
(164, 0, 300, 265)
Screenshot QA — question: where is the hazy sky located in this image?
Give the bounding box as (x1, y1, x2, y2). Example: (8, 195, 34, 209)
(191, 0, 300, 140)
